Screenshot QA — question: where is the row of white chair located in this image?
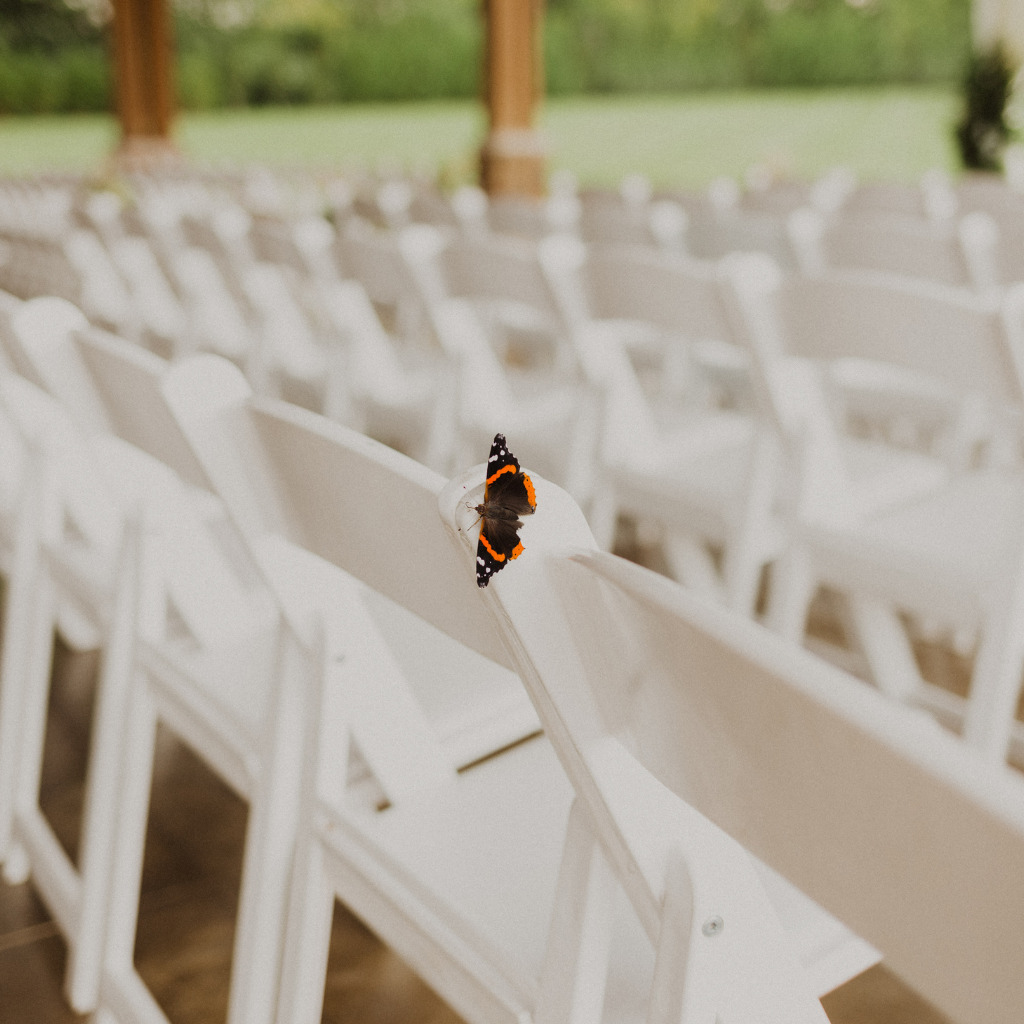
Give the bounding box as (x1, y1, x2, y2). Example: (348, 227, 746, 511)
(0, 288, 1022, 1024)
(7, 173, 1024, 775)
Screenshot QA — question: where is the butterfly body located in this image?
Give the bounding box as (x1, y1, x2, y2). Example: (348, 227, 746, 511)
(475, 434, 536, 588)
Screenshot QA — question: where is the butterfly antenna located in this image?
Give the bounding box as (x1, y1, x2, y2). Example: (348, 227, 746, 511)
(460, 501, 482, 532)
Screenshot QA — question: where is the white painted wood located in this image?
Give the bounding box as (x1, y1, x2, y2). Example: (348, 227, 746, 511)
(471, 504, 1024, 1024)
(729, 254, 1024, 762)
(439, 467, 878, 1021)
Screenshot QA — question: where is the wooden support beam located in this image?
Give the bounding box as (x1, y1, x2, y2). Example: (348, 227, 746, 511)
(109, 0, 180, 170)
(480, 0, 546, 197)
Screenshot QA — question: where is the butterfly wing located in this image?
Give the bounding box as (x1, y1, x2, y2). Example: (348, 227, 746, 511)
(483, 433, 536, 516)
(476, 515, 526, 587)
(476, 434, 537, 588)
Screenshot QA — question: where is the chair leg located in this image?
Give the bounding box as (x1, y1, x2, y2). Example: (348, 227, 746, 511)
(0, 493, 51, 870)
(274, 833, 337, 1024)
(96, 676, 159, 1013)
(764, 543, 815, 643)
(722, 546, 766, 619)
(227, 639, 307, 1024)
(663, 534, 725, 605)
(722, 433, 779, 616)
(647, 847, 829, 1024)
(962, 556, 1024, 761)
(65, 528, 141, 1013)
(2, 573, 58, 887)
(843, 596, 924, 704)
(534, 799, 614, 1024)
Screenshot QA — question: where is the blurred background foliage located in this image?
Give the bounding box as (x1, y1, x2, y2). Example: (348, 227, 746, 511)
(0, 0, 972, 114)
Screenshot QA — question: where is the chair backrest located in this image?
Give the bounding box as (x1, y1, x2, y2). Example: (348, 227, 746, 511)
(245, 400, 518, 669)
(47, 329, 283, 648)
(790, 208, 978, 287)
(62, 229, 136, 333)
(478, 538, 1024, 1024)
(581, 245, 737, 346)
(577, 189, 655, 247)
(336, 222, 426, 314)
(71, 325, 212, 492)
(109, 235, 187, 351)
(6, 296, 113, 433)
(439, 231, 569, 339)
(486, 194, 553, 239)
(170, 247, 250, 362)
(160, 353, 578, 670)
(0, 371, 122, 558)
(773, 268, 1024, 409)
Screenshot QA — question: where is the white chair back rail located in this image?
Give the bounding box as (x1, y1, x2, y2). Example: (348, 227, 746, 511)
(72, 325, 211, 491)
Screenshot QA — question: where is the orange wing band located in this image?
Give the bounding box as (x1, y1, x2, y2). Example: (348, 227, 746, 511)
(486, 463, 518, 486)
(522, 474, 536, 508)
(479, 532, 507, 562)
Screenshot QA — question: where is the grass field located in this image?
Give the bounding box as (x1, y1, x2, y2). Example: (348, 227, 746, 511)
(0, 86, 964, 188)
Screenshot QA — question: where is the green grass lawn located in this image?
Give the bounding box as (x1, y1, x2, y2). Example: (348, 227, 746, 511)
(0, 86, 963, 188)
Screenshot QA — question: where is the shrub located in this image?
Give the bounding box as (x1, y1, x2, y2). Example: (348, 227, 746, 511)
(0, 0, 978, 113)
(955, 43, 1017, 170)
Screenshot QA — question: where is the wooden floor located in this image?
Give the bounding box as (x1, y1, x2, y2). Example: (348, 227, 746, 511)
(0, 617, 960, 1024)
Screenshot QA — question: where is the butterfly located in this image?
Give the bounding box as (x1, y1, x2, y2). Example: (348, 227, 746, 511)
(473, 433, 537, 588)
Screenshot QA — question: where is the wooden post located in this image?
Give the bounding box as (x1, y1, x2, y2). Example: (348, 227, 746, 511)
(480, 0, 546, 197)
(109, 0, 180, 170)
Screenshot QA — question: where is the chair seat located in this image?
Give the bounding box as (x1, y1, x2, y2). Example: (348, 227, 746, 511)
(258, 538, 541, 772)
(805, 470, 1024, 623)
(140, 607, 280, 781)
(608, 414, 783, 558)
(841, 436, 951, 520)
(365, 590, 541, 767)
(327, 735, 654, 1022)
(613, 412, 754, 515)
(326, 735, 875, 1020)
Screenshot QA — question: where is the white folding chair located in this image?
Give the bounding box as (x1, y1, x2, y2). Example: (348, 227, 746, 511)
(156, 366, 585, 1024)
(0, 367, 232, 1016)
(76, 348, 550, 1024)
(469, 530, 1024, 1024)
(540, 238, 753, 416)
(108, 235, 188, 359)
(0, 310, 305, 1024)
(0, 295, 120, 657)
(23, 330, 310, 1024)
(537, 238, 787, 609)
(3, 295, 113, 433)
(62, 229, 139, 338)
(726, 259, 1024, 763)
(435, 230, 576, 377)
(486, 193, 570, 239)
(770, 266, 1024, 465)
(237, 260, 329, 406)
(571, 313, 779, 612)
(427, 295, 600, 509)
(788, 207, 991, 289)
(261, 429, 872, 1024)
(168, 247, 252, 366)
(334, 220, 438, 349)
